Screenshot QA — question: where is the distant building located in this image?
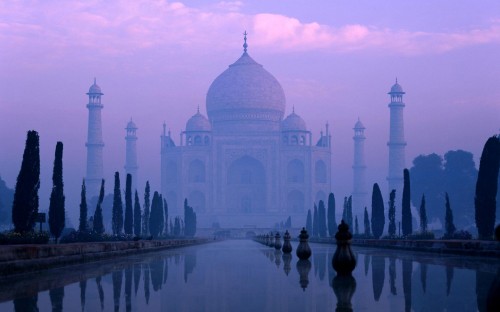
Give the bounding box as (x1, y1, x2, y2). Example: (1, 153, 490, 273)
(352, 118, 367, 217)
(387, 79, 406, 198)
(161, 35, 332, 227)
(85, 79, 105, 199)
(125, 119, 138, 192)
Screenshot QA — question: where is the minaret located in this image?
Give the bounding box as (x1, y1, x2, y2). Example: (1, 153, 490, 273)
(85, 78, 104, 199)
(125, 119, 138, 192)
(352, 118, 367, 216)
(387, 79, 406, 196)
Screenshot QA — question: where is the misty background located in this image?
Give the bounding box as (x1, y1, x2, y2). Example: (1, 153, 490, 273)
(1, 0, 499, 226)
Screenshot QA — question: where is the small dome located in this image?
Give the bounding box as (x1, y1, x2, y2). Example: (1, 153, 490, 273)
(282, 111, 307, 131)
(126, 119, 137, 129)
(186, 111, 211, 132)
(354, 119, 365, 129)
(88, 78, 103, 94)
(389, 80, 405, 94)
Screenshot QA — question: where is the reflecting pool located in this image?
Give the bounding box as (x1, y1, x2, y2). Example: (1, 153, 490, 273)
(0, 240, 499, 311)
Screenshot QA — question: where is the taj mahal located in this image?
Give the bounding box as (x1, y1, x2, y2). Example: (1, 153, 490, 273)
(84, 34, 407, 229)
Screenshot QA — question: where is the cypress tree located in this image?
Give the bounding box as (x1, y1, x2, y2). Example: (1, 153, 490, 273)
(78, 180, 88, 233)
(347, 196, 353, 230)
(49, 141, 65, 241)
(149, 192, 161, 238)
(158, 195, 165, 236)
(318, 200, 327, 237)
(364, 207, 371, 236)
(173, 216, 181, 236)
(402, 168, 413, 236)
(419, 194, 427, 233)
(142, 181, 150, 236)
(312, 203, 319, 237)
(134, 191, 141, 236)
(371, 183, 385, 239)
(124, 174, 133, 235)
(93, 179, 105, 234)
(388, 190, 396, 237)
(475, 136, 500, 239)
(184, 198, 197, 237)
(445, 193, 456, 237)
(342, 197, 347, 224)
(163, 198, 168, 237)
(12, 130, 40, 233)
(327, 192, 337, 237)
(112, 172, 123, 235)
(305, 209, 312, 234)
(354, 215, 359, 235)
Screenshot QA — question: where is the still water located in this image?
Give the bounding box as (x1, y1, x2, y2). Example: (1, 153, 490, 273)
(0, 240, 499, 311)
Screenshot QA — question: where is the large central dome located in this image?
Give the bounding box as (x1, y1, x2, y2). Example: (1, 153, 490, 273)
(206, 51, 286, 132)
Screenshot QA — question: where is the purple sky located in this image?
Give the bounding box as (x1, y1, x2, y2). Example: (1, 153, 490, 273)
(1, 1, 499, 224)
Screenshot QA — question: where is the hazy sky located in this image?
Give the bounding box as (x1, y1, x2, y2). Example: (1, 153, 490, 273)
(1, 1, 499, 223)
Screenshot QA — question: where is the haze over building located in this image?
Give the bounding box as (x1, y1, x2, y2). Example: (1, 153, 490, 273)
(160, 35, 332, 227)
(85, 79, 105, 199)
(387, 80, 407, 198)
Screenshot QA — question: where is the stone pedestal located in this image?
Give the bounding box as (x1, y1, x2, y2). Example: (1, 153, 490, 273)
(282, 230, 292, 254)
(332, 220, 357, 275)
(274, 232, 282, 250)
(296, 227, 312, 260)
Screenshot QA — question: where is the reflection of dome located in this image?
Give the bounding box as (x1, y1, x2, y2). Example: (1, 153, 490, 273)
(186, 111, 211, 132)
(88, 78, 103, 94)
(354, 119, 364, 129)
(282, 111, 307, 131)
(389, 80, 404, 94)
(206, 51, 286, 128)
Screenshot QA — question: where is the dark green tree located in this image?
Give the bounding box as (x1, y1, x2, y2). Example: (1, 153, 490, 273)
(419, 194, 428, 233)
(312, 203, 319, 237)
(173, 216, 181, 236)
(305, 209, 312, 234)
(475, 136, 500, 239)
(49, 142, 65, 241)
(142, 181, 150, 236)
(149, 192, 161, 238)
(78, 180, 88, 233)
(112, 172, 123, 235)
(318, 200, 327, 237)
(371, 183, 385, 239)
(327, 192, 337, 237)
(388, 189, 396, 237)
(410, 154, 444, 224)
(364, 207, 371, 236)
(163, 198, 168, 236)
(124, 174, 133, 235)
(444, 150, 477, 228)
(347, 196, 353, 229)
(93, 179, 105, 234)
(342, 197, 348, 226)
(445, 193, 456, 237)
(354, 215, 359, 235)
(12, 130, 40, 233)
(402, 169, 413, 236)
(184, 198, 197, 237)
(134, 190, 141, 236)
(158, 195, 165, 236)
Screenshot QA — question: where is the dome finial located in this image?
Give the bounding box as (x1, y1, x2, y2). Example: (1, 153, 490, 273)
(94, 77, 96, 85)
(197, 105, 200, 114)
(395, 77, 398, 84)
(243, 30, 248, 53)
(292, 105, 295, 114)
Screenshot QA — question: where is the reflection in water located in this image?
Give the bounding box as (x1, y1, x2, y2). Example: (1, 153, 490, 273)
(184, 253, 196, 283)
(446, 266, 454, 296)
(282, 253, 292, 276)
(49, 287, 64, 312)
(371, 255, 385, 301)
(133, 263, 141, 296)
(402, 259, 413, 312)
(1, 241, 500, 311)
(332, 274, 356, 312)
(274, 250, 282, 268)
(420, 263, 428, 293)
(389, 257, 397, 295)
(14, 294, 38, 312)
(79, 280, 86, 312)
(112, 270, 122, 312)
(95, 276, 104, 310)
(364, 254, 370, 276)
(125, 267, 132, 312)
(296, 259, 312, 291)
